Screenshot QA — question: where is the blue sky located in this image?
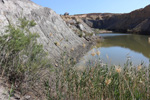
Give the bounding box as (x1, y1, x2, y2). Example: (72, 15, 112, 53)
(31, 0, 150, 15)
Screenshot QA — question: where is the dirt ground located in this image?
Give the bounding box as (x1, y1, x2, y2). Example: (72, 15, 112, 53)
(0, 77, 17, 100)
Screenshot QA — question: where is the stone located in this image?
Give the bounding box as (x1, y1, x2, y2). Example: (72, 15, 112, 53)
(64, 12, 69, 16)
(0, 0, 86, 63)
(78, 23, 85, 31)
(61, 15, 94, 36)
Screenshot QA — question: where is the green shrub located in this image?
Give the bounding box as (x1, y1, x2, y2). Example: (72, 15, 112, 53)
(0, 18, 51, 91)
(76, 30, 83, 37)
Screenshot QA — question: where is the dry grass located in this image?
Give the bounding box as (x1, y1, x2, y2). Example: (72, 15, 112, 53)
(44, 55, 150, 100)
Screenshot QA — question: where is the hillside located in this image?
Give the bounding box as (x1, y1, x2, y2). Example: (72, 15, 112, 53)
(0, 0, 95, 99)
(0, 0, 88, 63)
(65, 5, 150, 34)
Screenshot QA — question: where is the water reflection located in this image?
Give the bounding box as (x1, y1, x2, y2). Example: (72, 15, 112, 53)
(98, 34, 150, 58)
(78, 33, 150, 67)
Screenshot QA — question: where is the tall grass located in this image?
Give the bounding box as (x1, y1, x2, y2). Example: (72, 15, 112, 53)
(44, 57, 150, 100)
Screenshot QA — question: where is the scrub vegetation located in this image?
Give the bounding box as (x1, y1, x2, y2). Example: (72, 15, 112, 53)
(45, 54, 150, 100)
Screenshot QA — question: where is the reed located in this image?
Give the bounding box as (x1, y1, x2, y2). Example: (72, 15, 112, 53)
(44, 56, 150, 100)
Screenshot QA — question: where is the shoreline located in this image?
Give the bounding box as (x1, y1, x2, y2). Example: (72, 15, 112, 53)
(54, 36, 102, 66)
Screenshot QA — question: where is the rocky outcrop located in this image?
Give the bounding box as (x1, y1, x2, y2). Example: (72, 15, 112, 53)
(61, 15, 94, 37)
(102, 5, 150, 34)
(73, 5, 150, 35)
(0, 0, 87, 62)
(132, 18, 150, 34)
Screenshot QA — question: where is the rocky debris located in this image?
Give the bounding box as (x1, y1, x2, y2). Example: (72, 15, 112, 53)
(78, 23, 86, 31)
(0, 0, 87, 63)
(77, 19, 93, 33)
(61, 15, 94, 37)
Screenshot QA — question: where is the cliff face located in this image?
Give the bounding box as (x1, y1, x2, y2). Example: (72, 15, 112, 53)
(103, 5, 150, 34)
(0, 0, 86, 61)
(74, 5, 150, 34)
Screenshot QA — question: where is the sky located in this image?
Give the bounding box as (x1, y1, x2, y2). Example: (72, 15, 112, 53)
(31, 0, 150, 15)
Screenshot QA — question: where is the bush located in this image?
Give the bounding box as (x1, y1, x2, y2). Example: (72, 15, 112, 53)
(0, 18, 51, 91)
(75, 30, 83, 37)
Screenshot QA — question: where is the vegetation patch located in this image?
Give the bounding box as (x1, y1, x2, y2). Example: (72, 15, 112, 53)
(0, 18, 51, 95)
(44, 58, 150, 100)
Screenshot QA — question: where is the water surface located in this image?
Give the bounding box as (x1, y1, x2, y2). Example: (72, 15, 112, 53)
(78, 33, 150, 67)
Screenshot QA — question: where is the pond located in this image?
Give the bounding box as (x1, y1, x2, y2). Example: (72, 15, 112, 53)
(77, 33, 150, 67)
